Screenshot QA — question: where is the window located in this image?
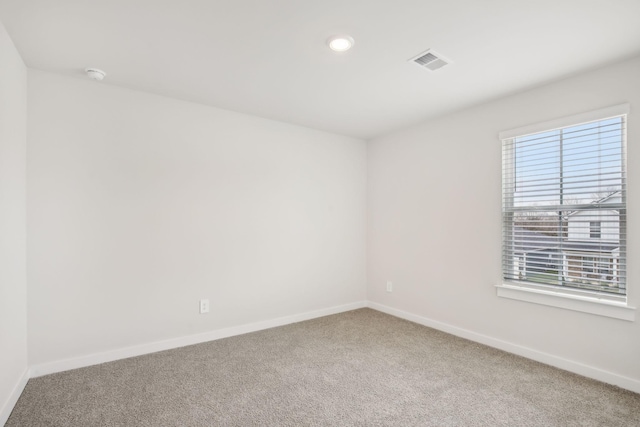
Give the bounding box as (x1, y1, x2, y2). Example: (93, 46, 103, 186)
(501, 105, 627, 302)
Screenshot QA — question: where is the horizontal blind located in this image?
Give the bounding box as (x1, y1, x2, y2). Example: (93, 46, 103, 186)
(502, 115, 626, 296)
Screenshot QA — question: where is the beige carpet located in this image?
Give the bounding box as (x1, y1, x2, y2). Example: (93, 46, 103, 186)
(7, 308, 640, 426)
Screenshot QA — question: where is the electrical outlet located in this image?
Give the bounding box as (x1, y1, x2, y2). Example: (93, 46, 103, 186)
(199, 299, 210, 314)
(386, 281, 393, 292)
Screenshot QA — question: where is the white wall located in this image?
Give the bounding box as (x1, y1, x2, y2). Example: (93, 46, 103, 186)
(0, 19, 28, 424)
(27, 70, 366, 366)
(367, 56, 640, 385)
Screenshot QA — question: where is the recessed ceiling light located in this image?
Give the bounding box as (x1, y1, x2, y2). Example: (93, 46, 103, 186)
(327, 35, 354, 52)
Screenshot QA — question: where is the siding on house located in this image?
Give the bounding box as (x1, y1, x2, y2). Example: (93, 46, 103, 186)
(566, 194, 621, 242)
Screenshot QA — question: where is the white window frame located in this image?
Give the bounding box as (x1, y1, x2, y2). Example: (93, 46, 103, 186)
(496, 104, 635, 321)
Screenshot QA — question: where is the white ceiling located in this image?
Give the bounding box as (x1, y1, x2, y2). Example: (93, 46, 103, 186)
(1, 0, 639, 139)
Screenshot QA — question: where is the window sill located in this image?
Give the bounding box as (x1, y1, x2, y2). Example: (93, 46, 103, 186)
(496, 283, 635, 321)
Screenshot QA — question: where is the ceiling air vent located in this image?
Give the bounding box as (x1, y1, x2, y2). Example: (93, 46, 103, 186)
(410, 49, 450, 71)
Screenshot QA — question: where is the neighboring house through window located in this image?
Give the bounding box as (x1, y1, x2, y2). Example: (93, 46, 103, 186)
(501, 105, 628, 302)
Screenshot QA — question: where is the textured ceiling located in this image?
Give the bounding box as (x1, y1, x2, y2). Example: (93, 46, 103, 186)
(1, 0, 639, 139)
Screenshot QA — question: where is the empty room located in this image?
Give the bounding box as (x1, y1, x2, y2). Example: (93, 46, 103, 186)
(1, 1, 640, 425)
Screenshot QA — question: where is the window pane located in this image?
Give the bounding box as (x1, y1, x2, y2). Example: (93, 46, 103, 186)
(502, 115, 626, 296)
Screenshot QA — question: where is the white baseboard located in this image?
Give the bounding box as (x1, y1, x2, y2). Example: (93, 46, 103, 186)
(0, 367, 29, 426)
(367, 301, 640, 394)
(19, 298, 640, 409)
(30, 300, 367, 378)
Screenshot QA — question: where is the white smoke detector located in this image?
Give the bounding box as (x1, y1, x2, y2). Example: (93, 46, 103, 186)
(85, 68, 106, 81)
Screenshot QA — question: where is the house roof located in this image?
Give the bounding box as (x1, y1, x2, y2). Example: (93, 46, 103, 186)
(513, 227, 619, 254)
(562, 241, 619, 253)
(564, 190, 621, 218)
(512, 227, 560, 254)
